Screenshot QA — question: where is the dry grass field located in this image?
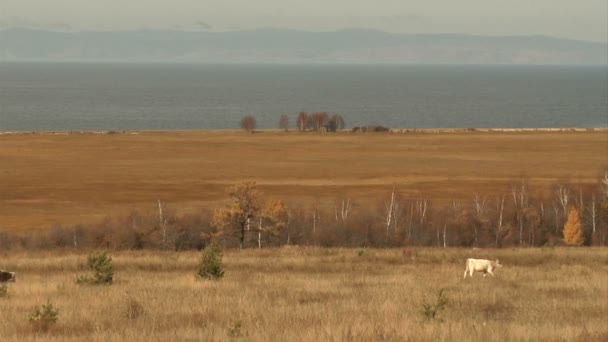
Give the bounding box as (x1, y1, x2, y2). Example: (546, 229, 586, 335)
(1, 130, 607, 232)
(0, 247, 606, 341)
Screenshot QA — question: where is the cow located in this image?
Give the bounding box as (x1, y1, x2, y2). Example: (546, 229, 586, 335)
(0, 270, 16, 283)
(463, 259, 502, 278)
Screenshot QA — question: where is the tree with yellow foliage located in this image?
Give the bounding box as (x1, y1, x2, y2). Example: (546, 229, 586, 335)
(256, 199, 288, 248)
(211, 181, 261, 249)
(563, 207, 584, 246)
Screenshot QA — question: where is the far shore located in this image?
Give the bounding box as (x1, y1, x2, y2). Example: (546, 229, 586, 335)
(1, 126, 607, 136)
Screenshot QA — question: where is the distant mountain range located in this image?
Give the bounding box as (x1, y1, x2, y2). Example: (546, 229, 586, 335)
(1, 27, 606, 64)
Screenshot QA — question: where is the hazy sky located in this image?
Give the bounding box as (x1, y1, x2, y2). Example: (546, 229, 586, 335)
(2, 0, 607, 42)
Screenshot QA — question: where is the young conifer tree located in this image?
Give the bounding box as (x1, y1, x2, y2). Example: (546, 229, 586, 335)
(563, 207, 584, 246)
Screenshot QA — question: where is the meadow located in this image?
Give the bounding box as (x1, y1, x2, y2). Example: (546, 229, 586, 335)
(0, 247, 606, 341)
(1, 130, 606, 233)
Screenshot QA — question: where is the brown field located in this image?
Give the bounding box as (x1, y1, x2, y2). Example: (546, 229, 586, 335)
(0, 247, 606, 341)
(1, 130, 607, 232)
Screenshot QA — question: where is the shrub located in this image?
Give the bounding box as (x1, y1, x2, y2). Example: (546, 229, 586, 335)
(77, 251, 114, 285)
(228, 320, 243, 338)
(29, 300, 59, 332)
(123, 295, 145, 320)
(421, 288, 448, 321)
(197, 241, 224, 280)
(0, 285, 7, 298)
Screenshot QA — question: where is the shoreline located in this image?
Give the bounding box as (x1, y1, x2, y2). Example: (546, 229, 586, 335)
(1, 127, 607, 136)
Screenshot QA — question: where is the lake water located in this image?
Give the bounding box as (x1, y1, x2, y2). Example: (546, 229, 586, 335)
(0, 63, 606, 131)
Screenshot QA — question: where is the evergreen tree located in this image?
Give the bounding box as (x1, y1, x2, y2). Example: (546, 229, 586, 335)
(197, 241, 224, 280)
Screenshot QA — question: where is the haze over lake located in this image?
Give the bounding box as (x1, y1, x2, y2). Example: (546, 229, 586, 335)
(0, 63, 606, 131)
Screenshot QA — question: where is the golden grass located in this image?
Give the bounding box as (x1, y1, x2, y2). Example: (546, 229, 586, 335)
(0, 247, 606, 341)
(1, 130, 607, 232)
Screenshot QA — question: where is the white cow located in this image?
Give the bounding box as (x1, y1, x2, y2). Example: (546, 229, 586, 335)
(463, 258, 502, 278)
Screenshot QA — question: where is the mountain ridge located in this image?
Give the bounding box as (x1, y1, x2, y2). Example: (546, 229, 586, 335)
(1, 27, 606, 64)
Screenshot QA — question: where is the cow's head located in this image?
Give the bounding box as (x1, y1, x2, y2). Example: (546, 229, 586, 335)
(494, 259, 502, 268)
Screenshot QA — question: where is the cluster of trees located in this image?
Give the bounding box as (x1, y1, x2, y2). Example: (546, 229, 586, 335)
(239, 112, 346, 133)
(1, 176, 606, 251)
(295, 112, 345, 132)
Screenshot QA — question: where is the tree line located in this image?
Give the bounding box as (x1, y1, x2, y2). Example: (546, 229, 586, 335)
(240, 112, 346, 133)
(1, 176, 607, 251)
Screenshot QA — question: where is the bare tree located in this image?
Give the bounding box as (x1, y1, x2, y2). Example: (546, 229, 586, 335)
(311, 207, 320, 235)
(407, 202, 414, 240)
(158, 200, 168, 249)
(602, 172, 608, 201)
(296, 112, 309, 131)
(327, 114, 346, 132)
(412, 198, 428, 242)
(384, 187, 396, 240)
(335, 198, 351, 222)
(278, 114, 289, 132)
(417, 199, 428, 227)
(311, 112, 328, 131)
(472, 193, 488, 247)
(285, 209, 291, 245)
(511, 181, 528, 246)
(240, 115, 257, 133)
(552, 202, 561, 233)
(556, 184, 570, 221)
(589, 193, 597, 237)
(393, 200, 403, 238)
(495, 195, 505, 247)
(575, 187, 585, 227)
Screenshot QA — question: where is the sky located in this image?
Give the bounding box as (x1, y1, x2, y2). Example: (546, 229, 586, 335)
(1, 0, 607, 42)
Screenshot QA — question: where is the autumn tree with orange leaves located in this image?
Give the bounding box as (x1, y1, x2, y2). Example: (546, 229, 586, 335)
(563, 207, 584, 246)
(212, 181, 261, 248)
(256, 199, 288, 248)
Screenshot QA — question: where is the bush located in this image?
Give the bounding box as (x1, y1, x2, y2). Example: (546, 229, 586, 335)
(0, 285, 7, 298)
(197, 241, 224, 280)
(421, 288, 448, 321)
(29, 300, 59, 332)
(77, 251, 114, 285)
(228, 320, 243, 338)
(123, 295, 145, 320)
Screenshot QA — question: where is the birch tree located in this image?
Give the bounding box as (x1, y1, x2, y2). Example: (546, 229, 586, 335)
(278, 114, 289, 132)
(334, 198, 351, 223)
(472, 193, 488, 247)
(256, 199, 288, 248)
(495, 194, 505, 247)
(211, 181, 261, 249)
(384, 187, 397, 241)
(158, 200, 168, 250)
(555, 184, 570, 226)
(296, 112, 309, 131)
(511, 181, 528, 246)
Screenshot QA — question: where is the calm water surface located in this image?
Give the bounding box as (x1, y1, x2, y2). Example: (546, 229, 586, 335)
(0, 63, 606, 131)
